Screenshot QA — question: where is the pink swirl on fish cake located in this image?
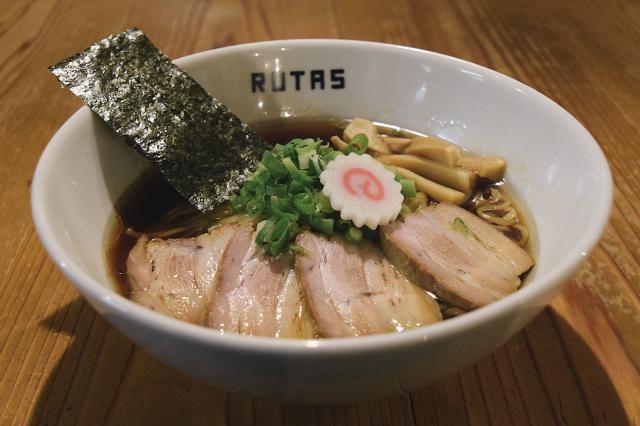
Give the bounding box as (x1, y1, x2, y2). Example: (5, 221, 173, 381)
(342, 167, 385, 201)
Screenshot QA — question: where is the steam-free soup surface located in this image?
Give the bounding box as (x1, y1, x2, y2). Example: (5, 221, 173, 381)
(106, 118, 533, 337)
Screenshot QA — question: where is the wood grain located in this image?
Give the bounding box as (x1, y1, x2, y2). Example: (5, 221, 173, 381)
(1, 0, 639, 424)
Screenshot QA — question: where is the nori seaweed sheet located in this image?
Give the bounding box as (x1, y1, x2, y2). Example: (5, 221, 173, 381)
(49, 28, 270, 211)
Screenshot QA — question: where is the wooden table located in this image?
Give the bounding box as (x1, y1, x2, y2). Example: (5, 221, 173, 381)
(1, 0, 639, 424)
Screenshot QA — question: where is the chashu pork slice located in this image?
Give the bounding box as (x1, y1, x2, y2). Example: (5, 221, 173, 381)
(126, 223, 238, 323)
(207, 223, 316, 338)
(380, 202, 535, 310)
(295, 232, 441, 338)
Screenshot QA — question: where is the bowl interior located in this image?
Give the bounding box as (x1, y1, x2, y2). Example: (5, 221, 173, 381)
(33, 40, 611, 325)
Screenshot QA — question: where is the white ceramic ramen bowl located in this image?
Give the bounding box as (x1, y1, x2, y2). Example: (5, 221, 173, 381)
(32, 39, 612, 403)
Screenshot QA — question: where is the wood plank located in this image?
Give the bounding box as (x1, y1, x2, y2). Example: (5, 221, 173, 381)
(474, 355, 515, 425)
(457, 366, 489, 426)
(492, 347, 531, 426)
(523, 312, 593, 425)
(410, 387, 438, 426)
(282, 404, 316, 426)
(551, 279, 640, 423)
(504, 333, 558, 425)
(105, 349, 229, 426)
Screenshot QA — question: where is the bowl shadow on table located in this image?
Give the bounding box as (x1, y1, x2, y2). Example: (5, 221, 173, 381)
(30, 297, 628, 425)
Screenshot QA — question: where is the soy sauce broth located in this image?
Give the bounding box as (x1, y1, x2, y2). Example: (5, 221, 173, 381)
(105, 118, 533, 302)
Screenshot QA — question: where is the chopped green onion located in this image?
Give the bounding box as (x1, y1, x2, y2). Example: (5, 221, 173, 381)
(310, 156, 322, 174)
(262, 151, 288, 177)
(246, 199, 264, 218)
(345, 133, 368, 155)
(314, 192, 333, 213)
(320, 146, 340, 162)
(282, 157, 298, 175)
(255, 219, 274, 244)
(296, 140, 318, 169)
(287, 221, 299, 239)
(272, 143, 284, 155)
(298, 152, 315, 169)
(250, 166, 271, 185)
(232, 135, 380, 255)
(450, 216, 470, 235)
(288, 244, 308, 255)
(270, 203, 299, 222)
(308, 216, 334, 235)
(229, 194, 243, 211)
(266, 184, 287, 197)
(292, 138, 315, 153)
(293, 192, 316, 215)
(405, 192, 427, 211)
(345, 226, 363, 244)
(399, 178, 416, 198)
(288, 180, 306, 194)
(291, 169, 314, 184)
(268, 218, 290, 256)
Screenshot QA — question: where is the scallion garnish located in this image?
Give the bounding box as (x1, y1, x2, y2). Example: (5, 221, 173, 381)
(399, 178, 417, 198)
(231, 134, 406, 255)
(345, 133, 368, 155)
(345, 226, 363, 244)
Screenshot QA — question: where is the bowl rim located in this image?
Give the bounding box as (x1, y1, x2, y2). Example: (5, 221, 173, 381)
(32, 38, 613, 355)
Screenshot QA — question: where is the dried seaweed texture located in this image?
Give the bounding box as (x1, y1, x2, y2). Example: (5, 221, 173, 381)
(49, 28, 269, 211)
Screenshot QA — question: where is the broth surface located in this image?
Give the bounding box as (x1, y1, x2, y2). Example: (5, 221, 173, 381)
(105, 118, 532, 316)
